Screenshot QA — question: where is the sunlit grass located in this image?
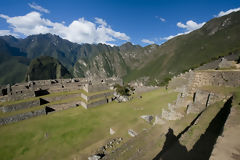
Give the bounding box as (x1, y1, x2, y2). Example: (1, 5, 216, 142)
(0, 87, 177, 160)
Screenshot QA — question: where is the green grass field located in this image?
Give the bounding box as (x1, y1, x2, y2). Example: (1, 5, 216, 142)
(0, 88, 177, 160)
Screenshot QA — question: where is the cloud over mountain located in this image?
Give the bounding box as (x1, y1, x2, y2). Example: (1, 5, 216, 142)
(141, 39, 154, 44)
(177, 20, 205, 32)
(0, 11, 130, 45)
(217, 7, 240, 17)
(161, 20, 205, 41)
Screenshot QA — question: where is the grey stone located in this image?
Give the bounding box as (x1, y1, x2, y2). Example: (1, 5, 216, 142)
(88, 155, 101, 160)
(110, 128, 115, 135)
(218, 58, 236, 69)
(128, 129, 137, 137)
(140, 115, 153, 123)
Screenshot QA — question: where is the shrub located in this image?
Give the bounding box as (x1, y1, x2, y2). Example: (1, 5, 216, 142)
(114, 84, 134, 96)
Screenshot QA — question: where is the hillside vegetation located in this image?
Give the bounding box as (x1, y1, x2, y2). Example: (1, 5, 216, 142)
(124, 11, 240, 84)
(26, 56, 72, 81)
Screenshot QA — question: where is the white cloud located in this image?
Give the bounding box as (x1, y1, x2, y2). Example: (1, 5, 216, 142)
(0, 30, 19, 37)
(28, 2, 50, 14)
(95, 17, 107, 26)
(177, 20, 205, 31)
(141, 39, 154, 44)
(160, 18, 166, 22)
(155, 16, 166, 22)
(217, 7, 240, 17)
(161, 31, 190, 41)
(160, 20, 205, 41)
(0, 11, 130, 44)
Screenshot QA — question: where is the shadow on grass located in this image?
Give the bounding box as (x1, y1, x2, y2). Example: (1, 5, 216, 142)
(153, 97, 233, 160)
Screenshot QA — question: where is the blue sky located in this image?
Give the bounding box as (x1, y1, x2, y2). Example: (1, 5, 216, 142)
(0, 0, 240, 46)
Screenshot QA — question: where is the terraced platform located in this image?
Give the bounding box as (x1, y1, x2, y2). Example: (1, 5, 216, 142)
(0, 86, 114, 125)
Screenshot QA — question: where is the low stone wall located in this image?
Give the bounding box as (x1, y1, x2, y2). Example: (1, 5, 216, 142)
(8, 90, 35, 101)
(186, 90, 229, 114)
(168, 70, 240, 94)
(81, 91, 113, 102)
(48, 101, 81, 111)
(42, 93, 81, 102)
(48, 83, 83, 93)
(0, 96, 8, 103)
(0, 108, 46, 125)
(168, 71, 193, 90)
(81, 98, 108, 109)
(189, 70, 240, 94)
(0, 99, 40, 113)
(83, 84, 109, 93)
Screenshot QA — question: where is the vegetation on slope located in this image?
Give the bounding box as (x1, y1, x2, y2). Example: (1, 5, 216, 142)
(0, 39, 29, 84)
(26, 56, 72, 81)
(124, 11, 240, 85)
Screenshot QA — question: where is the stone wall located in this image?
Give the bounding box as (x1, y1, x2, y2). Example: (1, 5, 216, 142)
(0, 108, 46, 125)
(218, 58, 236, 69)
(168, 71, 193, 90)
(81, 98, 108, 109)
(7, 89, 35, 101)
(188, 70, 240, 94)
(83, 84, 109, 93)
(42, 94, 81, 102)
(48, 101, 81, 111)
(0, 99, 40, 113)
(81, 91, 113, 102)
(168, 70, 240, 94)
(186, 90, 229, 114)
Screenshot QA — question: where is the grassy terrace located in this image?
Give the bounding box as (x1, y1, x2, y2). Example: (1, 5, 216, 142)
(0, 89, 113, 107)
(0, 87, 177, 160)
(0, 89, 84, 107)
(0, 96, 85, 118)
(0, 89, 113, 118)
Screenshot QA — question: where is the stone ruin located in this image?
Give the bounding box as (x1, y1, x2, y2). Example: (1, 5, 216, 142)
(0, 77, 123, 125)
(164, 56, 240, 119)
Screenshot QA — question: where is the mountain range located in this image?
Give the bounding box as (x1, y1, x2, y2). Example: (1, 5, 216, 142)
(0, 11, 240, 85)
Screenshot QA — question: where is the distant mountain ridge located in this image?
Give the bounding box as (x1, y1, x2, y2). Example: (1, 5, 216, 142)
(0, 11, 240, 85)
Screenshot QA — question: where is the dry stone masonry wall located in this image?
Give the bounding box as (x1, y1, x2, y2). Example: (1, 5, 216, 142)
(0, 108, 46, 125)
(0, 99, 40, 113)
(0, 77, 122, 125)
